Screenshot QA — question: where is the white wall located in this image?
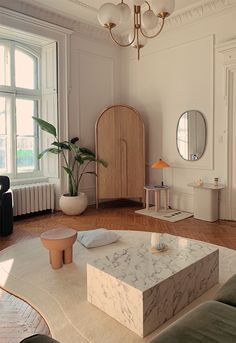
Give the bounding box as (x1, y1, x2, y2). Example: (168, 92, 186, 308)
(69, 34, 120, 203)
(120, 4, 236, 218)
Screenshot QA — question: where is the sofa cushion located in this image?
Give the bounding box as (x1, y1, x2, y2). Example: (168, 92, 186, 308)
(215, 274, 236, 307)
(20, 334, 60, 343)
(150, 301, 236, 343)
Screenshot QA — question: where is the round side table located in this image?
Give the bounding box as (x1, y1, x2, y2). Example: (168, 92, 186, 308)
(40, 228, 77, 269)
(144, 185, 170, 211)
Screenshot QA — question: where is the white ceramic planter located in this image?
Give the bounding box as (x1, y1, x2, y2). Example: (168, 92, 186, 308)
(59, 193, 88, 215)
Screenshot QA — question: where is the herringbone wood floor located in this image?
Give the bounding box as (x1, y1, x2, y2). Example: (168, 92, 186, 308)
(1, 200, 236, 342)
(0, 290, 50, 343)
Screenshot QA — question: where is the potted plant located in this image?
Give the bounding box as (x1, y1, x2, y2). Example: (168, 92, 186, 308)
(33, 117, 107, 215)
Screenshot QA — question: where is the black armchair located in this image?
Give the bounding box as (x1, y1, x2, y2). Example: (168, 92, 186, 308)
(0, 176, 13, 236)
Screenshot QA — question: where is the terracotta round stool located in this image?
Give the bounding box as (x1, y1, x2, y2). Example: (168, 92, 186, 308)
(40, 228, 77, 269)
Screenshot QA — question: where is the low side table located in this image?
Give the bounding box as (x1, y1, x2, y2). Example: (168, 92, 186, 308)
(188, 183, 224, 222)
(40, 228, 77, 269)
(144, 185, 170, 211)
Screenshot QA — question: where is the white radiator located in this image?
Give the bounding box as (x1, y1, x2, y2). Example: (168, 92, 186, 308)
(12, 182, 54, 216)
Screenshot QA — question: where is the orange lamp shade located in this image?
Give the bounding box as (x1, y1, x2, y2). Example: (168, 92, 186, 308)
(152, 159, 170, 169)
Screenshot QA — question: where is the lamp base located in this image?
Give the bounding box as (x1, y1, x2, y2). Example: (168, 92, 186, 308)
(154, 184, 168, 189)
(150, 243, 168, 253)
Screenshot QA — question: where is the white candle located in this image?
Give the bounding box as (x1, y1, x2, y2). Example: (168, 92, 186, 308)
(151, 233, 160, 248)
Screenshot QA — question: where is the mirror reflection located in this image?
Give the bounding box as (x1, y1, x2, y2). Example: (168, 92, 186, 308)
(176, 110, 206, 161)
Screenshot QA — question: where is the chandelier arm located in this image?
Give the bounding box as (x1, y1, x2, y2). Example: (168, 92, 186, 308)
(145, 1, 151, 10)
(139, 16, 165, 39)
(108, 28, 135, 47)
(108, 8, 137, 48)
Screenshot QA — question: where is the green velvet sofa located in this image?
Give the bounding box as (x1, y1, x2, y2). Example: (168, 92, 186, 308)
(150, 274, 236, 343)
(20, 335, 59, 343)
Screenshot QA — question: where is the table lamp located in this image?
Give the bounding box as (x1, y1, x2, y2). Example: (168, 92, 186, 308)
(151, 159, 170, 187)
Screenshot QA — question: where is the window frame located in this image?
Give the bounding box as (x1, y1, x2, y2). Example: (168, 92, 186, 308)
(0, 39, 42, 179)
(0, 92, 12, 175)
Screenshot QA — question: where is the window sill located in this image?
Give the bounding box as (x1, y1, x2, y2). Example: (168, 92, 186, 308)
(10, 176, 49, 186)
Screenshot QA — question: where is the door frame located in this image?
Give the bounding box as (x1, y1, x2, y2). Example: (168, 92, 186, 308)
(217, 40, 236, 220)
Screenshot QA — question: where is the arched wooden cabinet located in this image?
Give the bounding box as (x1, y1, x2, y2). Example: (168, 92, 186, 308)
(95, 105, 145, 208)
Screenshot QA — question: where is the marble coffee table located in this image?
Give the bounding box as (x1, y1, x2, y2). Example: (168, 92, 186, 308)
(87, 234, 219, 337)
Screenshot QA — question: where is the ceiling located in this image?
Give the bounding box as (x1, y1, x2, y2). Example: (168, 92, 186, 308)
(21, 0, 202, 28)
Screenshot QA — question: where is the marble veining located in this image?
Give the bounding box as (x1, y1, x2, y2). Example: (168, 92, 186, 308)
(88, 234, 218, 292)
(87, 234, 219, 337)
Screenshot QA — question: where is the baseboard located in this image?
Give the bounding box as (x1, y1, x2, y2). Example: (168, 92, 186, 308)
(55, 186, 234, 221)
(170, 190, 193, 213)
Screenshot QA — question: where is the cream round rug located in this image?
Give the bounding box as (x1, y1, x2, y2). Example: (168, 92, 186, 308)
(0, 230, 235, 343)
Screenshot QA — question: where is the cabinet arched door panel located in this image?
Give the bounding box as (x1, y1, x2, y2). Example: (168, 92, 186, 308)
(95, 105, 145, 207)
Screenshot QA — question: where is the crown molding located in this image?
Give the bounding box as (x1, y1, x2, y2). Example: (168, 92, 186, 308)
(0, 0, 236, 45)
(0, 0, 113, 43)
(0, 6, 73, 35)
(66, 0, 97, 13)
(165, 0, 236, 30)
(76, 22, 114, 43)
(60, 0, 236, 34)
(0, 0, 76, 30)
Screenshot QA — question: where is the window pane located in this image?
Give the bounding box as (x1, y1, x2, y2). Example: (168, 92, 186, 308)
(0, 97, 7, 134)
(0, 45, 11, 86)
(17, 137, 35, 172)
(0, 136, 7, 172)
(16, 98, 38, 174)
(0, 96, 11, 174)
(15, 49, 36, 89)
(16, 99, 35, 135)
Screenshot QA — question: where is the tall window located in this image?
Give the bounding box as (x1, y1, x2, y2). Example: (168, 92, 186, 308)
(0, 40, 40, 178)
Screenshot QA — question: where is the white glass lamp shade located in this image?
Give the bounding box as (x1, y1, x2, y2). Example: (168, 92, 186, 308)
(129, 30, 148, 48)
(117, 2, 131, 22)
(142, 10, 158, 30)
(98, 3, 121, 27)
(152, 0, 175, 16)
(132, 0, 146, 5)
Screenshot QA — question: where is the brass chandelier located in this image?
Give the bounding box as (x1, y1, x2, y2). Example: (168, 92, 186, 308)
(98, 0, 175, 60)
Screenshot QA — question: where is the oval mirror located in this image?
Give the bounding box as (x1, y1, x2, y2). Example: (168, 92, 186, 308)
(176, 110, 206, 161)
